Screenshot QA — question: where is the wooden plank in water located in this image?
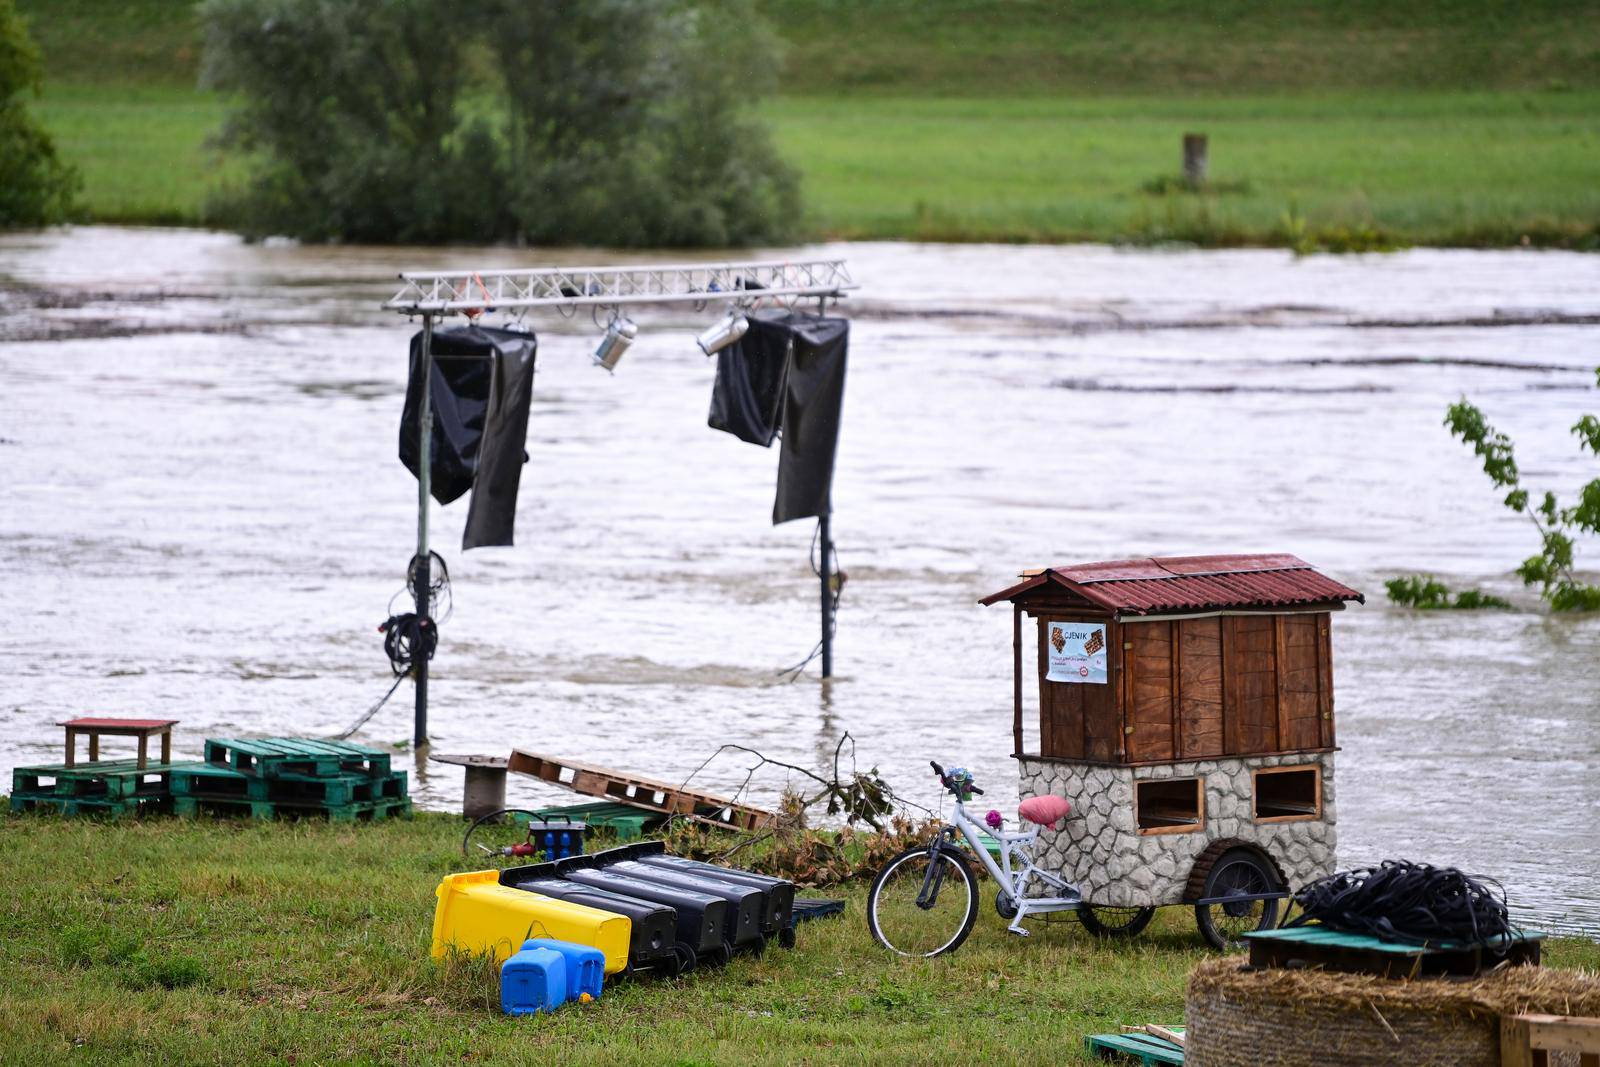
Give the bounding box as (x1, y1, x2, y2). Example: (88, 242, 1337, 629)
(507, 749, 775, 832)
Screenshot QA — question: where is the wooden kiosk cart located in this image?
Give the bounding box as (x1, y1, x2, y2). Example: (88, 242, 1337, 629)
(981, 553, 1363, 948)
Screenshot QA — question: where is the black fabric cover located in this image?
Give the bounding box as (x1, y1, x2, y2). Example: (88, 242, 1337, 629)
(708, 318, 790, 447)
(707, 310, 848, 525)
(772, 313, 848, 525)
(399, 325, 537, 550)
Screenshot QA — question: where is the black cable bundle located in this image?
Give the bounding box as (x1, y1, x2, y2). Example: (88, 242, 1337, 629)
(379, 613, 436, 676)
(1288, 859, 1514, 952)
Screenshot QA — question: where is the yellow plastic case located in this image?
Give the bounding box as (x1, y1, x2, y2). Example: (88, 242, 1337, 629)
(430, 870, 631, 973)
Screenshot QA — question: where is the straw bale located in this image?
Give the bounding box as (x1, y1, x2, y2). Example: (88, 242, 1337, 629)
(1185, 956, 1600, 1067)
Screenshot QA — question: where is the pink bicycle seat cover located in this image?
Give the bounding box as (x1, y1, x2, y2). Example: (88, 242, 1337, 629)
(1017, 794, 1071, 828)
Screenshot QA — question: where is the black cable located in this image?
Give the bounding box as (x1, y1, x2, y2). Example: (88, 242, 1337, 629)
(334, 671, 408, 740)
(778, 519, 844, 681)
(379, 613, 436, 677)
(1287, 859, 1514, 951)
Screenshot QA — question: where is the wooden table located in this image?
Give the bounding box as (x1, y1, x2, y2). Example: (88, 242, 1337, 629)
(59, 718, 178, 769)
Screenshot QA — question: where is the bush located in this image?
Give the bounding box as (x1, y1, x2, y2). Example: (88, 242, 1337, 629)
(1384, 576, 1511, 610)
(200, 0, 799, 246)
(0, 0, 80, 227)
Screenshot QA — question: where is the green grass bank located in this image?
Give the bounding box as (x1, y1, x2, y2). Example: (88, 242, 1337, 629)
(13, 0, 1600, 246)
(2, 811, 1597, 1065)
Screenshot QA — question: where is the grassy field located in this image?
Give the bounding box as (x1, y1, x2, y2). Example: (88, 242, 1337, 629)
(2, 811, 1596, 1065)
(11, 1, 1600, 246)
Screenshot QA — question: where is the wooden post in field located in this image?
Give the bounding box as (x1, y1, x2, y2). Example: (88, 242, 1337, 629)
(1183, 133, 1208, 188)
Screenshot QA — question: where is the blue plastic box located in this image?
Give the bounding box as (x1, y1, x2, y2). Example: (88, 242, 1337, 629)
(500, 943, 567, 1016)
(524, 938, 605, 1002)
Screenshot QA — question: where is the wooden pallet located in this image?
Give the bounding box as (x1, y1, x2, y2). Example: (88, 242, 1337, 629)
(173, 794, 411, 822)
(203, 737, 391, 779)
(171, 763, 407, 806)
(1086, 1027, 1185, 1065)
(11, 759, 189, 802)
(10, 792, 173, 818)
(1243, 923, 1545, 978)
(508, 749, 775, 832)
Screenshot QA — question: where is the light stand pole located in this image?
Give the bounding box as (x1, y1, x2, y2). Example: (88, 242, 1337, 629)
(819, 511, 833, 678)
(413, 313, 434, 747)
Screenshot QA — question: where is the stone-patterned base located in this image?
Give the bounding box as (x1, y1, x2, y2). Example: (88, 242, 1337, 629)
(1018, 752, 1336, 907)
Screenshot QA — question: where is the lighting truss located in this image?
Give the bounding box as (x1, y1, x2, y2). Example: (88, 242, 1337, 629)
(383, 258, 854, 315)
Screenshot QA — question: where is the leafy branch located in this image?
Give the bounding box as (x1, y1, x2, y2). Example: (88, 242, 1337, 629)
(1437, 367, 1600, 612)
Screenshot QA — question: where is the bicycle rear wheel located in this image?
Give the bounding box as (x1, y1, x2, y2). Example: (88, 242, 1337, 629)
(867, 846, 979, 958)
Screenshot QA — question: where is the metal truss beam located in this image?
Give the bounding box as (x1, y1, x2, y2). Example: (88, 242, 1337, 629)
(384, 258, 853, 315)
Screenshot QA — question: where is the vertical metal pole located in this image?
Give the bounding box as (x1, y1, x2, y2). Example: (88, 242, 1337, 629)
(819, 512, 833, 678)
(414, 313, 434, 747)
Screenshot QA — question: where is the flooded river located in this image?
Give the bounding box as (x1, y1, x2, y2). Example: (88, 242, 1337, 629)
(3, 227, 1597, 934)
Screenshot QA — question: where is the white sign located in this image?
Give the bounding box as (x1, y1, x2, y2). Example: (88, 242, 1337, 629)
(1046, 621, 1107, 685)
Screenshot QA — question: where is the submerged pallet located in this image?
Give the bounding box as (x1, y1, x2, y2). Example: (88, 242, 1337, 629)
(204, 737, 391, 779)
(508, 749, 775, 832)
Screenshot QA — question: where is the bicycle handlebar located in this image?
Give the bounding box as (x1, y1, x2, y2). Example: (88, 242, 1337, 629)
(930, 760, 983, 796)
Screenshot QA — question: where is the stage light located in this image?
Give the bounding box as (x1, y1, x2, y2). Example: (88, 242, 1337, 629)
(592, 316, 637, 372)
(696, 310, 749, 356)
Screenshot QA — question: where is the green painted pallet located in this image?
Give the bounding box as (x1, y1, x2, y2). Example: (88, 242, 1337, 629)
(172, 763, 407, 806)
(203, 737, 391, 779)
(1242, 924, 1546, 954)
(11, 760, 187, 802)
(526, 801, 664, 841)
(1086, 1028, 1185, 1065)
(173, 794, 411, 823)
(10, 792, 173, 818)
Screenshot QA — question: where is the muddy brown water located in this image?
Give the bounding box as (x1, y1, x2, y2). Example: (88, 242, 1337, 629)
(3, 227, 1597, 935)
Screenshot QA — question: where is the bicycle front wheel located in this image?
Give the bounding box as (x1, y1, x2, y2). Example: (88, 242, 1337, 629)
(867, 846, 979, 958)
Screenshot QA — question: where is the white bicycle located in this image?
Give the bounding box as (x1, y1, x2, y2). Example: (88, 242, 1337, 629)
(867, 760, 1087, 957)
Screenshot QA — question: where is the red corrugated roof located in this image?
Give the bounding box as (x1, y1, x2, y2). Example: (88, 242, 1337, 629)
(980, 553, 1364, 615)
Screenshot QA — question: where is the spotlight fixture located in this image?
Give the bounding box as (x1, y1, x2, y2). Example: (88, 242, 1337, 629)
(592, 316, 637, 372)
(696, 309, 749, 356)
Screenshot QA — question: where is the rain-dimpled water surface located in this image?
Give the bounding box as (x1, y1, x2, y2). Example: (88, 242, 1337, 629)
(3, 227, 1597, 934)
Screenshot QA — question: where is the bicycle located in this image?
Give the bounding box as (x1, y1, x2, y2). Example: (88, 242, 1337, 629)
(866, 760, 1084, 957)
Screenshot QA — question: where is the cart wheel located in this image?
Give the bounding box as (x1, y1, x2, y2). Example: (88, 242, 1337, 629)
(1194, 848, 1283, 950)
(995, 890, 1018, 920)
(778, 926, 797, 949)
(1077, 904, 1156, 939)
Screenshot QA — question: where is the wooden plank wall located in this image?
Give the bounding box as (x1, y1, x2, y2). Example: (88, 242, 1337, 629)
(1041, 610, 1334, 762)
(1126, 621, 1175, 762)
(1178, 619, 1225, 758)
(1036, 616, 1119, 761)
(1224, 616, 1278, 753)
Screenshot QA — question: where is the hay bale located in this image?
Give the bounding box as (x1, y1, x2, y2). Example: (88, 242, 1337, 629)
(1185, 957, 1600, 1067)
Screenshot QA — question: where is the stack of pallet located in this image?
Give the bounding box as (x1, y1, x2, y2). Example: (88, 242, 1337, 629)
(9, 760, 177, 818)
(171, 738, 411, 822)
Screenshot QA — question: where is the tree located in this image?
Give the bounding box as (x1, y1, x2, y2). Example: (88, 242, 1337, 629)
(200, 0, 799, 246)
(1418, 369, 1600, 611)
(0, 0, 80, 227)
